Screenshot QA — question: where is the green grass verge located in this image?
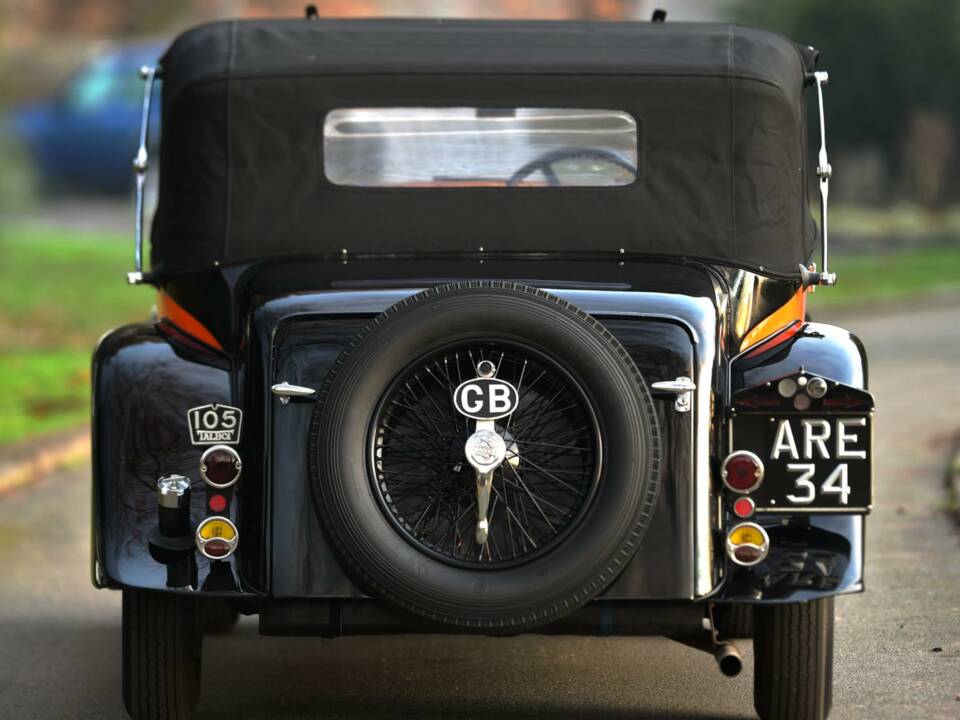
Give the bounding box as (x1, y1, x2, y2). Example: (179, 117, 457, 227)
(0, 225, 151, 347)
(0, 349, 91, 444)
(831, 203, 960, 241)
(0, 226, 151, 445)
(808, 246, 960, 309)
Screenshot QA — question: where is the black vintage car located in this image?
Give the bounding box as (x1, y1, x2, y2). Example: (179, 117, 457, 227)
(92, 16, 873, 720)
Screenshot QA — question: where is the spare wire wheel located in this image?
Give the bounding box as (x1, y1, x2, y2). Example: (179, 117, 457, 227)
(370, 342, 601, 567)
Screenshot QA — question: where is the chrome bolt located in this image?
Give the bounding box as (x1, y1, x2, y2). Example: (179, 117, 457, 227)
(476, 360, 496, 378)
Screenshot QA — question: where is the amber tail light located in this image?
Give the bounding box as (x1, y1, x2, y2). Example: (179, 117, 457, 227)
(739, 286, 807, 355)
(726, 523, 769, 566)
(196, 517, 238, 559)
(156, 290, 223, 351)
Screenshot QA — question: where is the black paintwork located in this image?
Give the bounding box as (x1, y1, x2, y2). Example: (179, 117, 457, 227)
(714, 318, 872, 602)
(169, 257, 719, 355)
(91, 324, 247, 593)
(91, 256, 870, 632)
(267, 313, 696, 600)
(731, 322, 869, 392)
(258, 598, 706, 638)
(717, 514, 863, 602)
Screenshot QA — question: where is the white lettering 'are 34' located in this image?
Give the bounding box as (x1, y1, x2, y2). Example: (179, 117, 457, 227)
(771, 418, 866, 461)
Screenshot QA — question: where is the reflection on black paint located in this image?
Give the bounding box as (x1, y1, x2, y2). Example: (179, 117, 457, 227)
(92, 323, 240, 593)
(267, 315, 698, 600)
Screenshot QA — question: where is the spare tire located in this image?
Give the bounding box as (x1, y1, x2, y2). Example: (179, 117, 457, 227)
(309, 282, 660, 632)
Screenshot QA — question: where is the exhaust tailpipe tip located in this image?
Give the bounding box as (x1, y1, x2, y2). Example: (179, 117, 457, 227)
(715, 642, 742, 677)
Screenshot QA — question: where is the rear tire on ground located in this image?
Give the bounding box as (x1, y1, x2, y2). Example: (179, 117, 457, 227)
(714, 603, 754, 639)
(201, 598, 239, 634)
(122, 588, 202, 720)
(754, 598, 834, 720)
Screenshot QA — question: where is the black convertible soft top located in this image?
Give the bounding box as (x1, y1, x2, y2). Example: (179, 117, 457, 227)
(151, 18, 819, 277)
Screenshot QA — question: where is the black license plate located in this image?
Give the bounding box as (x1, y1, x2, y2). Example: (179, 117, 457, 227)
(732, 414, 872, 513)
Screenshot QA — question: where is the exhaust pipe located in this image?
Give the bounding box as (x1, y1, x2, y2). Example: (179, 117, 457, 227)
(715, 642, 743, 677)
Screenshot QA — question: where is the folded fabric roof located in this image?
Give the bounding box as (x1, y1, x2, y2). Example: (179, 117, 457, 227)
(151, 18, 819, 277)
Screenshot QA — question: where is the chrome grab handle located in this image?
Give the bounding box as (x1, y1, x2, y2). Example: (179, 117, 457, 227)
(128, 65, 158, 285)
(650, 377, 697, 394)
(271, 382, 317, 404)
(651, 376, 696, 413)
(801, 70, 836, 287)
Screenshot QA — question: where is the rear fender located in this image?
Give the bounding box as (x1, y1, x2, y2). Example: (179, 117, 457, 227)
(91, 323, 250, 595)
(717, 322, 869, 603)
(732, 321, 868, 393)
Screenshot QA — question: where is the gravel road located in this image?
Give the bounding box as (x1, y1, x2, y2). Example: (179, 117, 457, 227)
(0, 303, 958, 719)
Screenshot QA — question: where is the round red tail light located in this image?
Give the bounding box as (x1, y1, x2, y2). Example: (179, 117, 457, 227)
(732, 496, 755, 518)
(721, 450, 764, 493)
(208, 493, 228, 513)
(200, 445, 242, 488)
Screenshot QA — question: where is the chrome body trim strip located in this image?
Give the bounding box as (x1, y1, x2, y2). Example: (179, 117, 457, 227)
(556, 291, 717, 597)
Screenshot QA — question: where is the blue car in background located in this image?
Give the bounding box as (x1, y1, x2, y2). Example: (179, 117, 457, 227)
(10, 42, 163, 195)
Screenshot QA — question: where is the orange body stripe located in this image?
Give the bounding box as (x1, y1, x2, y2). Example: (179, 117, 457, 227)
(740, 286, 807, 353)
(157, 291, 223, 350)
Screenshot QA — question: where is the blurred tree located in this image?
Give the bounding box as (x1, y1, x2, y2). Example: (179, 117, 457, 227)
(735, 0, 960, 206)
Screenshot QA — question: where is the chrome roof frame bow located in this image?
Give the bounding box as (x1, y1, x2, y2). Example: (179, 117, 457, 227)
(127, 65, 158, 285)
(801, 70, 837, 288)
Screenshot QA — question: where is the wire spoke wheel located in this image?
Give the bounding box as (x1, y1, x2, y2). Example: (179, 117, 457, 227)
(370, 341, 601, 567)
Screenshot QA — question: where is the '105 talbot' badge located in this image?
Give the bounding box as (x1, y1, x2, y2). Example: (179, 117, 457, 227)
(188, 404, 242, 445)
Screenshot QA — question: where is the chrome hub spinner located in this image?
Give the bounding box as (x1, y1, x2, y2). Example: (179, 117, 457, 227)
(464, 429, 507, 474)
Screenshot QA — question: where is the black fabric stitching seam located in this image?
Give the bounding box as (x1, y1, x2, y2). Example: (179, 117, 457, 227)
(167, 68, 789, 97)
